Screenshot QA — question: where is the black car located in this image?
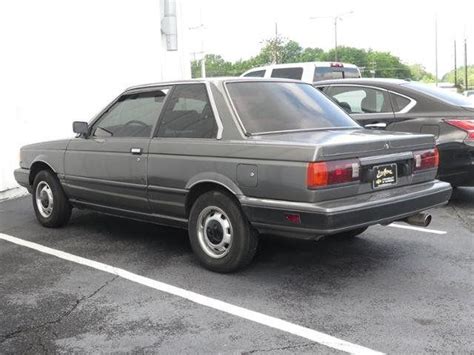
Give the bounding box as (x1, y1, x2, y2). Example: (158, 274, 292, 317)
(316, 79, 474, 187)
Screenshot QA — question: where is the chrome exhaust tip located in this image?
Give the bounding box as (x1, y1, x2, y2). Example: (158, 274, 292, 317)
(402, 212, 432, 227)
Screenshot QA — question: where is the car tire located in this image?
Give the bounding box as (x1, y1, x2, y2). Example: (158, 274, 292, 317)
(331, 227, 368, 239)
(188, 190, 258, 273)
(32, 170, 72, 228)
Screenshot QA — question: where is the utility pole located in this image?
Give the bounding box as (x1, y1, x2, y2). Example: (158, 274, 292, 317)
(454, 40, 457, 86)
(334, 17, 338, 61)
(464, 38, 468, 90)
(189, 19, 206, 78)
(435, 17, 438, 86)
(309, 10, 353, 62)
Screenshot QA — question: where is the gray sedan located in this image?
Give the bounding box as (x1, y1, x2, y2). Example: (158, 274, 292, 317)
(14, 78, 451, 272)
(316, 78, 474, 187)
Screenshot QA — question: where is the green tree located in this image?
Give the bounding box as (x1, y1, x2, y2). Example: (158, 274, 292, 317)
(191, 38, 421, 80)
(366, 50, 411, 79)
(442, 65, 474, 89)
(296, 47, 325, 62)
(409, 64, 435, 83)
(322, 46, 369, 68)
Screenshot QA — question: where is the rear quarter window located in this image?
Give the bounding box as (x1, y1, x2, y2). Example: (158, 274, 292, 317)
(270, 67, 303, 80)
(243, 70, 266, 77)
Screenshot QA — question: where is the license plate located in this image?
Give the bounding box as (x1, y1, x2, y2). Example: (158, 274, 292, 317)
(373, 163, 397, 189)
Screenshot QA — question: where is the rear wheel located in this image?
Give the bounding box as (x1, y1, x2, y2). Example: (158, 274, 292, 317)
(188, 190, 258, 273)
(32, 170, 71, 227)
(331, 227, 368, 239)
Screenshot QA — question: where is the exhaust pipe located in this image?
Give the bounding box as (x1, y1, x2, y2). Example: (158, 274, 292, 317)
(401, 212, 432, 227)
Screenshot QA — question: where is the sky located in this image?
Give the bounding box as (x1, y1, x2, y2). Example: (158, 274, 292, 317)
(184, 0, 474, 78)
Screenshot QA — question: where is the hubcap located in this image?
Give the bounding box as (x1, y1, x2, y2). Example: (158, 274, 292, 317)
(197, 206, 232, 259)
(35, 181, 54, 218)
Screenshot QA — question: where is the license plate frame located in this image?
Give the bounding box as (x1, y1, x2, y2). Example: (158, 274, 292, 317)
(372, 163, 398, 189)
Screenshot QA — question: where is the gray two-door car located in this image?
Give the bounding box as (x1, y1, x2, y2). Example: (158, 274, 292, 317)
(15, 78, 452, 272)
(315, 78, 474, 187)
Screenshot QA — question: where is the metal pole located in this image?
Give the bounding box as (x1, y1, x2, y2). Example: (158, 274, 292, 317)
(334, 17, 338, 62)
(435, 17, 438, 86)
(454, 40, 457, 86)
(465, 38, 468, 89)
(201, 56, 206, 78)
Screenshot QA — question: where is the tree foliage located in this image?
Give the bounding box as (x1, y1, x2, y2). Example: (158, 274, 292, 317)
(191, 37, 433, 81)
(441, 65, 474, 89)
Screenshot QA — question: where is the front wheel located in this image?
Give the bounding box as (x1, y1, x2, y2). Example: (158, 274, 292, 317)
(188, 191, 258, 273)
(32, 170, 71, 228)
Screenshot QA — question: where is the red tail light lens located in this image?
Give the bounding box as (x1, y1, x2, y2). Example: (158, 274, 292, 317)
(413, 148, 439, 171)
(445, 119, 474, 144)
(307, 159, 360, 188)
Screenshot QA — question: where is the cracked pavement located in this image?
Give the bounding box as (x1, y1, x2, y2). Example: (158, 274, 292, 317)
(0, 188, 473, 353)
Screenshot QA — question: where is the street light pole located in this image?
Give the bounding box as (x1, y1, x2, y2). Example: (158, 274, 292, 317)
(310, 10, 353, 62)
(334, 17, 338, 61)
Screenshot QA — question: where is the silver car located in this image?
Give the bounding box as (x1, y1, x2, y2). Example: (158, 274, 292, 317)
(14, 78, 452, 272)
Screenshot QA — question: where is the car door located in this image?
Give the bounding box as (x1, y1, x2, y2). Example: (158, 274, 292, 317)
(64, 87, 170, 213)
(147, 83, 220, 220)
(325, 85, 395, 129)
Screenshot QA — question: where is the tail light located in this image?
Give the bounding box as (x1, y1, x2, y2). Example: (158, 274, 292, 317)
(445, 119, 474, 145)
(413, 148, 439, 172)
(307, 159, 360, 188)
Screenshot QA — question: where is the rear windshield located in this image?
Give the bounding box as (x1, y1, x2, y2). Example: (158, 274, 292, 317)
(403, 82, 474, 108)
(226, 81, 360, 134)
(313, 67, 361, 82)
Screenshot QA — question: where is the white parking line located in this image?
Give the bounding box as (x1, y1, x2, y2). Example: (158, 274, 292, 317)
(0, 232, 384, 355)
(388, 223, 447, 235)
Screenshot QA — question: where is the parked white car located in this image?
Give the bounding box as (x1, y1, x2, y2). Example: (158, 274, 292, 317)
(241, 62, 361, 83)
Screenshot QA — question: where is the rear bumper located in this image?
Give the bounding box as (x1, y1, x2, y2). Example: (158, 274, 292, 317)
(14, 168, 31, 192)
(240, 180, 452, 239)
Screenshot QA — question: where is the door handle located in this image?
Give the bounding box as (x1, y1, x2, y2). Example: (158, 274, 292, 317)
(130, 148, 142, 155)
(364, 122, 387, 129)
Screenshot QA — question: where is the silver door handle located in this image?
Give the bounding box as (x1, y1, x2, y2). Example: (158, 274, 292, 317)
(130, 148, 142, 155)
(365, 122, 387, 129)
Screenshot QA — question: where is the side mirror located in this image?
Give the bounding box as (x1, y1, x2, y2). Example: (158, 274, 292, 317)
(73, 121, 89, 136)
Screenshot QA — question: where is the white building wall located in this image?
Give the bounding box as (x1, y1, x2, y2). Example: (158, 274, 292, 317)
(0, 0, 190, 192)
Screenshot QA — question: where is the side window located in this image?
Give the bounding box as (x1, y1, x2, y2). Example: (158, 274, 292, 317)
(391, 93, 412, 112)
(328, 86, 392, 114)
(156, 84, 218, 138)
(93, 89, 169, 138)
(243, 70, 265, 77)
(271, 67, 303, 80)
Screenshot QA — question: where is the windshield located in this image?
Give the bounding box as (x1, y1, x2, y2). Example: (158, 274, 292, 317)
(403, 82, 474, 108)
(226, 81, 360, 134)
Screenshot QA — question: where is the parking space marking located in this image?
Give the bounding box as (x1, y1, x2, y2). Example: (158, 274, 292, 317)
(388, 223, 447, 235)
(0, 233, 384, 355)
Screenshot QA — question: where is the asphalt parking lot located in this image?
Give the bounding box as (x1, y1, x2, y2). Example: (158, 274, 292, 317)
(0, 188, 473, 354)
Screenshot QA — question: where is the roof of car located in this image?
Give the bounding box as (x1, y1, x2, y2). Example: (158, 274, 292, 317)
(125, 77, 304, 91)
(314, 78, 410, 87)
(243, 61, 358, 71)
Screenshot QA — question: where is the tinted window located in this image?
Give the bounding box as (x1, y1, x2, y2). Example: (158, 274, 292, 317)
(226, 82, 359, 134)
(93, 89, 169, 138)
(313, 67, 361, 82)
(271, 67, 303, 80)
(328, 86, 392, 114)
(343, 67, 361, 78)
(403, 82, 474, 108)
(156, 84, 217, 138)
(391, 93, 412, 112)
(243, 70, 265, 77)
